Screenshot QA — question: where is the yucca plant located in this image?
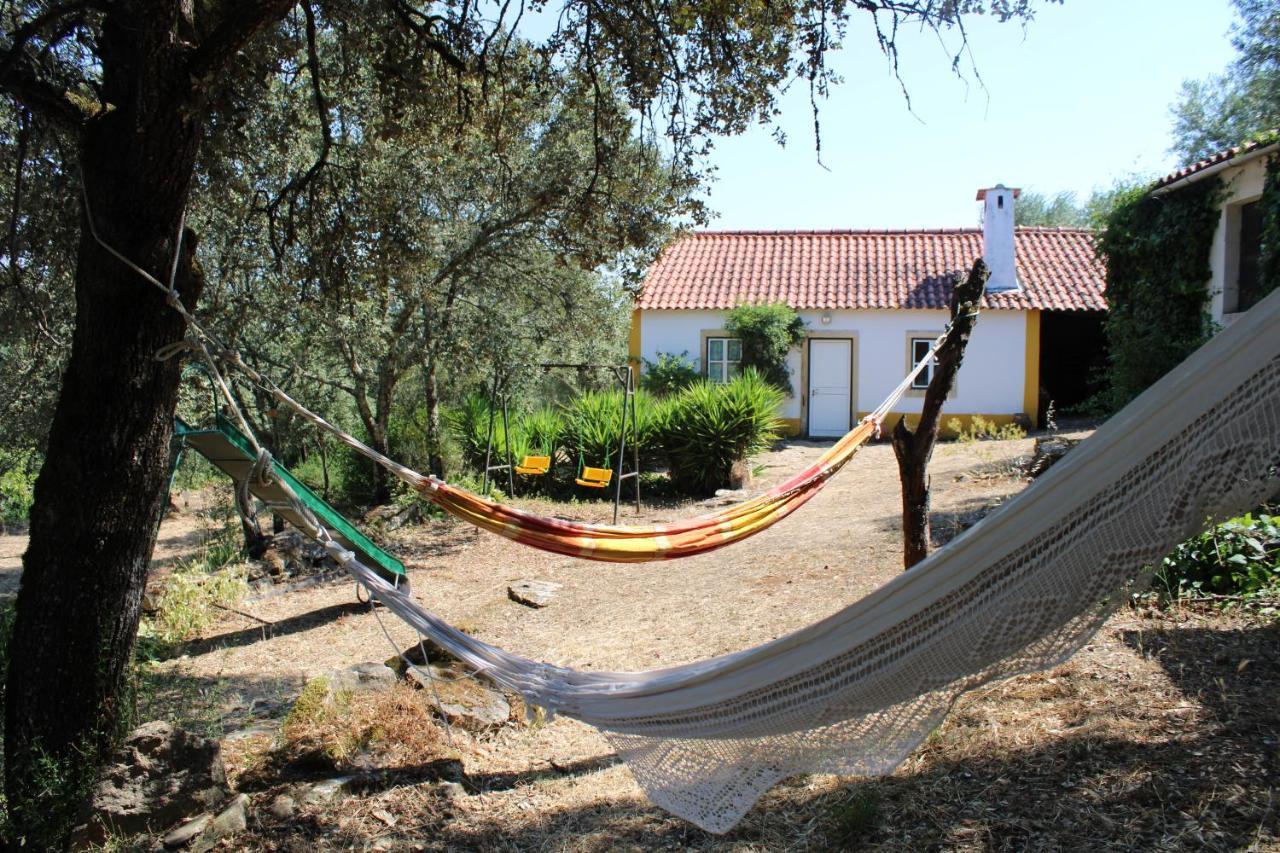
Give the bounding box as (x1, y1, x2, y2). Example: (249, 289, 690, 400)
(561, 388, 658, 474)
(659, 369, 783, 495)
(444, 393, 531, 473)
(519, 406, 565, 463)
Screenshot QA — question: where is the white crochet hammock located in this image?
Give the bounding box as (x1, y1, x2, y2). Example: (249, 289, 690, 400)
(321, 289, 1280, 833)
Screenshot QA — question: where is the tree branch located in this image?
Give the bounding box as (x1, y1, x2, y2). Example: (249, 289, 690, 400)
(185, 0, 297, 84)
(891, 257, 989, 569)
(0, 57, 94, 130)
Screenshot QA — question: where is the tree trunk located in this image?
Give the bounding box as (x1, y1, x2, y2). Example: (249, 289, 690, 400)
(891, 258, 989, 570)
(5, 16, 205, 848)
(424, 356, 445, 478)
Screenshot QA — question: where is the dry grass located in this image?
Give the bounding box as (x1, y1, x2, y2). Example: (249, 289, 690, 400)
(106, 436, 1280, 850)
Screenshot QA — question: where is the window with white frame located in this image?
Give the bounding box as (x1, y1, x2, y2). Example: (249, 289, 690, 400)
(910, 337, 935, 390)
(706, 337, 742, 383)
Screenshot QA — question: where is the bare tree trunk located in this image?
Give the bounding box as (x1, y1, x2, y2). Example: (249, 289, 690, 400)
(891, 259, 989, 570)
(424, 356, 445, 478)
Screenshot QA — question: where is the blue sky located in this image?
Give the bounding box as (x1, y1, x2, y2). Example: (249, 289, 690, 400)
(701, 0, 1239, 230)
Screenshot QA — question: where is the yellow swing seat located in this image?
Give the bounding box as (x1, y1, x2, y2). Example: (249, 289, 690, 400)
(515, 455, 551, 476)
(575, 466, 613, 488)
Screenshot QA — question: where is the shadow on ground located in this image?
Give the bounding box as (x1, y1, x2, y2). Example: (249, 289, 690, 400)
(239, 621, 1280, 851)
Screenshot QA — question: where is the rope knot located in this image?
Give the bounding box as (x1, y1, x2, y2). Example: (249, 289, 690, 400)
(250, 448, 275, 487)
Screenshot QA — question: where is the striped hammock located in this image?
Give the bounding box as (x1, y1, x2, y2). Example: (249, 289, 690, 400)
(417, 418, 878, 562)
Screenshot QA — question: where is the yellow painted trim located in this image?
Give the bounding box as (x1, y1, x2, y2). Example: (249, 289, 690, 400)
(859, 412, 1029, 440)
(777, 417, 802, 437)
(1023, 310, 1041, 429)
(628, 309, 643, 381)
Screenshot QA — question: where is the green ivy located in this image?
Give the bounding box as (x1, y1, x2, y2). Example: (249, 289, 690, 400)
(1096, 176, 1224, 408)
(724, 303, 806, 394)
(1154, 510, 1280, 600)
(1259, 153, 1280, 301)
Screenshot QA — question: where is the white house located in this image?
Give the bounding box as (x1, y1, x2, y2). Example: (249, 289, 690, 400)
(1150, 136, 1277, 327)
(629, 186, 1108, 437)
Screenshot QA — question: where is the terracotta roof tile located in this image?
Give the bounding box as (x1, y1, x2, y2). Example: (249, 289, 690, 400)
(637, 228, 1106, 312)
(1153, 133, 1278, 190)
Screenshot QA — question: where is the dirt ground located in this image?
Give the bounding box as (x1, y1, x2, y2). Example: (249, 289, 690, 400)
(4, 435, 1279, 850)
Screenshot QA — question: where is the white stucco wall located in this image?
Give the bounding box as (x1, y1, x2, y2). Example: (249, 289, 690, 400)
(1204, 154, 1268, 325)
(637, 308, 1029, 430)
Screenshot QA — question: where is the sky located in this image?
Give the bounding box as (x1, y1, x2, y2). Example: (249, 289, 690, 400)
(700, 0, 1240, 230)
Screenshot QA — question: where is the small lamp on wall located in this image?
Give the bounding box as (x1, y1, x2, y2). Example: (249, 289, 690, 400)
(820, 311, 832, 325)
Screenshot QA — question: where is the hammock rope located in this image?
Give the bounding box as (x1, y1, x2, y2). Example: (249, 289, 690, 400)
(83, 192, 1280, 831)
(87, 170, 949, 562)
(325, 288, 1280, 831)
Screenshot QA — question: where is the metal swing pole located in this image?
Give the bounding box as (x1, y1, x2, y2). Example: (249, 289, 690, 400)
(500, 371, 515, 496)
(481, 364, 499, 496)
(630, 364, 641, 514)
(611, 364, 642, 523)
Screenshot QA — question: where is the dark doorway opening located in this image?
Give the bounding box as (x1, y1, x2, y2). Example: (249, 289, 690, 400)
(1039, 310, 1107, 419)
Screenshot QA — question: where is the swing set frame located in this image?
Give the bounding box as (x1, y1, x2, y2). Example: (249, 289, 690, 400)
(480, 361, 642, 524)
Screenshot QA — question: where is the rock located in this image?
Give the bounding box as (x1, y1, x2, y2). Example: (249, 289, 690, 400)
(188, 793, 248, 853)
(268, 793, 296, 819)
(437, 781, 467, 801)
(326, 661, 398, 694)
(386, 636, 461, 672)
(713, 487, 747, 498)
(365, 501, 421, 531)
(302, 776, 356, 805)
(399, 662, 512, 732)
(507, 579, 561, 608)
(434, 687, 511, 733)
(77, 721, 231, 843)
(162, 813, 211, 849)
(1027, 435, 1082, 478)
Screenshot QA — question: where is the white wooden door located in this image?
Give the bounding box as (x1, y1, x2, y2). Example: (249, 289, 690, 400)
(808, 339, 852, 437)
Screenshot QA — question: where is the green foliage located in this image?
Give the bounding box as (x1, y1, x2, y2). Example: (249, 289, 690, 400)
(1260, 153, 1280, 303)
(1095, 176, 1223, 408)
(1154, 511, 1280, 600)
(947, 416, 1027, 443)
(562, 389, 658, 469)
(724, 303, 807, 393)
(0, 448, 38, 525)
(520, 406, 565, 458)
(659, 370, 784, 496)
(827, 789, 881, 847)
(443, 393, 534, 472)
(1013, 190, 1090, 227)
(138, 528, 248, 649)
(641, 352, 700, 396)
(1170, 0, 1279, 162)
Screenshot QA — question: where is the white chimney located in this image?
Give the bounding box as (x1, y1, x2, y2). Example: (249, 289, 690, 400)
(976, 185, 1021, 292)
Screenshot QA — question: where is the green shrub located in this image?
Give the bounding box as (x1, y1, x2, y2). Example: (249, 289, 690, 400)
(562, 388, 658, 471)
(520, 406, 565, 460)
(444, 393, 531, 471)
(659, 369, 783, 495)
(724, 303, 806, 393)
(0, 448, 38, 525)
(1154, 510, 1280, 599)
(1096, 177, 1222, 408)
(947, 415, 1027, 443)
(641, 352, 700, 396)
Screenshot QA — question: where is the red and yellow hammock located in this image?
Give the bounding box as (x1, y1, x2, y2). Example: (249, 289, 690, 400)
(417, 418, 878, 562)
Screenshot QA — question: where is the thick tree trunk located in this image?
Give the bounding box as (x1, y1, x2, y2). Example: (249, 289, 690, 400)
(891, 259, 989, 570)
(3, 16, 204, 849)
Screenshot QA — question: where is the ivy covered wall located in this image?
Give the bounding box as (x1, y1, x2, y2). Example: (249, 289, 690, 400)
(1096, 176, 1224, 408)
(1260, 154, 1280, 300)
